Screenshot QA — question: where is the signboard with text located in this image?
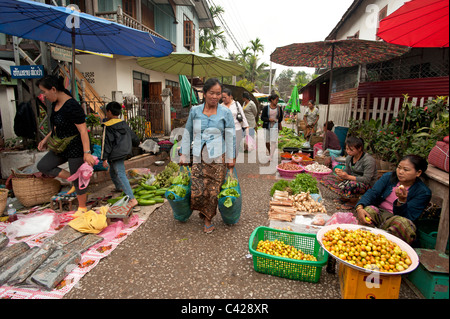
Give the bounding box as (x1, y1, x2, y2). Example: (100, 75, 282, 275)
(10, 65, 44, 79)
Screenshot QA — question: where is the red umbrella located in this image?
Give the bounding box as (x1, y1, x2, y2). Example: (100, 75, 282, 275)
(270, 39, 409, 124)
(377, 0, 449, 48)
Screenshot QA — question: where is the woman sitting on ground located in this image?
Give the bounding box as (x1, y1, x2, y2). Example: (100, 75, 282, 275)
(355, 155, 432, 245)
(322, 121, 342, 160)
(319, 136, 377, 210)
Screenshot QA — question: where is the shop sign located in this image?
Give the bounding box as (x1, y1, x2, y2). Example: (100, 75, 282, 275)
(10, 65, 44, 79)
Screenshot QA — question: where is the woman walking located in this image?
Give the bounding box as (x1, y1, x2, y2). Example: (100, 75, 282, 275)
(36, 75, 96, 214)
(179, 78, 236, 233)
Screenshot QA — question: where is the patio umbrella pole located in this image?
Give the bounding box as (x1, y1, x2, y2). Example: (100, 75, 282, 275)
(324, 43, 335, 149)
(190, 55, 195, 108)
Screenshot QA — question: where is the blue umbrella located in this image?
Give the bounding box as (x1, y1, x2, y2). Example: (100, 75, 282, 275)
(0, 0, 173, 93)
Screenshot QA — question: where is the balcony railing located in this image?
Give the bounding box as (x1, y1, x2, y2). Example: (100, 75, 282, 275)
(95, 6, 175, 50)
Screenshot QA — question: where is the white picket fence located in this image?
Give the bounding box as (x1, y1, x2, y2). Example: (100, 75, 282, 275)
(349, 96, 448, 124)
(291, 95, 448, 131)
(296, 103, 353, 129)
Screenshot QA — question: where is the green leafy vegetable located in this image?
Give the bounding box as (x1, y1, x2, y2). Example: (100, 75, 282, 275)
(172, 172, 190, 186)
(221, 176, 238, 189)
(218, 188, 240, 198)
(289, 173, 319, 194)
(167, 185, 187, 200)
(270, 179, 290, 196)
(223, 197, 233, 208)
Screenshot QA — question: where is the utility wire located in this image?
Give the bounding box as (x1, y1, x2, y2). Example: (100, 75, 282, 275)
(206, 0, 244, 55)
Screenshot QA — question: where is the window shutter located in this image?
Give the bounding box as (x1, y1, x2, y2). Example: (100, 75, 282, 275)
(184, 20, 195, 51)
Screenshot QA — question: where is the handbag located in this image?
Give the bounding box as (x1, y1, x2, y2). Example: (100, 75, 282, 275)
(235, 101, 244, 123)
(106, 195, 132, 219)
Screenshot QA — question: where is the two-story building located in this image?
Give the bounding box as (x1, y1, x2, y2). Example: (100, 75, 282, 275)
(299, 0, 449, 127)
(0, 0, 214, 138)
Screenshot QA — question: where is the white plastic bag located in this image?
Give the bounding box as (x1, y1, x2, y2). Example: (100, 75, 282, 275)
(140, 139, 160, 153)
(245, 135, 256, 152)
(5, 212, 60, 238)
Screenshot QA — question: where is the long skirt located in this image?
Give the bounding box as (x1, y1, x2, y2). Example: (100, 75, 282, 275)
(364, 206, 417, 245)
(190, 153, 227, 222)
(320, 174, 370, 199)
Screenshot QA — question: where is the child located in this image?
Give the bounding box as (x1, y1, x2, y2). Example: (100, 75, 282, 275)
(101, 102, 140, 211)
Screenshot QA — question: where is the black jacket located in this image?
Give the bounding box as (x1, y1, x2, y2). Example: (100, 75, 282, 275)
(101, 119, 139, 162)
(260, 104, 283, 129)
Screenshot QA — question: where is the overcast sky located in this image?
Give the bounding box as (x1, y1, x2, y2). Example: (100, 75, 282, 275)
(212, 0, 355, 76)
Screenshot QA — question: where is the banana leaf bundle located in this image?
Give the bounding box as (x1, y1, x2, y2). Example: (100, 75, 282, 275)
(48, 134, 77, 153)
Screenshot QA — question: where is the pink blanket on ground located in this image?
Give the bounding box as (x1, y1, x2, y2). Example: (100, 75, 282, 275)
(67, 156, 99, 190)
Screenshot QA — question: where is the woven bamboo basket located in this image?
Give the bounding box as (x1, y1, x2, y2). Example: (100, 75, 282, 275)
(11, 173, 61, 207)
(0, 189, 8, 214)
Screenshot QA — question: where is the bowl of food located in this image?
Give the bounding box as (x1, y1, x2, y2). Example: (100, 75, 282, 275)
(277, 162, 304, 179)
(316, 224, 419, 275)
(304, 162, 332, 179)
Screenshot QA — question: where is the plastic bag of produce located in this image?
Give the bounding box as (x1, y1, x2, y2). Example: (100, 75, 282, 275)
(0, 233, 9, 251)
(0, 242, 30, 268)
(7, 242, 57, 287)
(165, 166, 192, 222)
(0, 246, 37, 286)
(30, 249, 81, 291)
(325, 212, 358, 226)
(218, 169, 242, 225)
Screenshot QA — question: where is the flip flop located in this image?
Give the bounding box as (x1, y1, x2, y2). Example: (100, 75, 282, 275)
(132, 206, 141, 212)
(204, 224, 215, 234)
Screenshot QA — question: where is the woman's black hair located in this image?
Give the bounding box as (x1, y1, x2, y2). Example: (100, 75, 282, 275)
(324, 121, 335, 131)
(390, 154, 428, 184)
(345, 136, 364, 151)
(268, 93, 279, 102)
(308, 100, 315, 105)
(203, 78, 223, 94)
(242, 91, 251, 100)
(222, 87, 232, 97)
(36, 75, 72, 97)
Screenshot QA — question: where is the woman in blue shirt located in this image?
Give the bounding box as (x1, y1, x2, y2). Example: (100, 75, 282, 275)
(180, 78, 236, 233)
(355, 155, 432, 244)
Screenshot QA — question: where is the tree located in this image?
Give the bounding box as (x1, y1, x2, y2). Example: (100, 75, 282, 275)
(199, 5, 227, 55)
(249, 38, 264, 57)
(295, 71, 313, 90)
(275, 69, 295, 100)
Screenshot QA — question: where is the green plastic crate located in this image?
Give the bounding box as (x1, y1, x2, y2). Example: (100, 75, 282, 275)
(249, 227, 328, 283)
(407, 264, 449, 299)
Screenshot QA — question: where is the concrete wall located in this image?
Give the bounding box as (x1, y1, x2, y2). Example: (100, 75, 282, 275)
(0, 86, 17, 140)
(76, 54, 179, 101)
(334, 0, 408, 40)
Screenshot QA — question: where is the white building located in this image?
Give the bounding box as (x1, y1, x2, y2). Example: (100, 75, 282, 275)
(0, 0, 215, 139)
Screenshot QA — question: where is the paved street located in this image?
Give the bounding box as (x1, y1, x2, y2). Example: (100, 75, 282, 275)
(62, 152, 421, 302)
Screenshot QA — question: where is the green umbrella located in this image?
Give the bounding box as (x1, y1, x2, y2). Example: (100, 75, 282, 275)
(137, 52, 245, 107)
(179, 75, 198, 107)
(286, 85, 300, 113)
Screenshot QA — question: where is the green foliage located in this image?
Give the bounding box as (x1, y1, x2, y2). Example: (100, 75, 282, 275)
(289, 173, 319, 195)
(236, 78, 255, 92)
(127, 116, 146, 141)
(348, 95, 449, 164)
(278, 127, 306, 150)
(270, 179, 290, 196)
(167, 185, 187, 200)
